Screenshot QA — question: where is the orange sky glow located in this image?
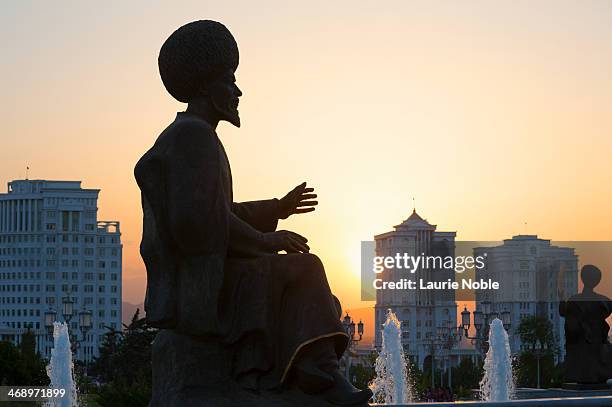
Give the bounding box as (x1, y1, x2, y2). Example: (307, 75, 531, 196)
(2, 1, 612, 319)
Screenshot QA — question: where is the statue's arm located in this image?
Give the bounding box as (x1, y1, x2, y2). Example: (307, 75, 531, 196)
(227, 210, 271, 257)
(165, 126, 271, 257)
(232, 200, 280, 233)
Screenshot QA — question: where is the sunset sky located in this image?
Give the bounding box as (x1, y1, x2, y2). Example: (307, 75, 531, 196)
(2, 1, 612, 313)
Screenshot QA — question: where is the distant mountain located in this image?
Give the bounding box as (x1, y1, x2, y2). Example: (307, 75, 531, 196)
(122, 301, 144, 326)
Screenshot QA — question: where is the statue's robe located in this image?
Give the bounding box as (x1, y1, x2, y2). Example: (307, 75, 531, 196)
(559, 292, 612, 383)
(135, 112, 348, 389)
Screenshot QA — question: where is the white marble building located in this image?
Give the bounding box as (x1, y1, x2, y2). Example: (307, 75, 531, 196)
(374, 210, 465, 370)
(473, 235, 578, 361)
(0, 179, 122, 361)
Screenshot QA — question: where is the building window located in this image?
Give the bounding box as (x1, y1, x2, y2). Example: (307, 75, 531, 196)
(71, 212, 80, 232)
(62, 211, 69, 232)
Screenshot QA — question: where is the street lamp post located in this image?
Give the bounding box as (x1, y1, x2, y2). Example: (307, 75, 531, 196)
(443, 322, 461, 388)
(534, 340, 547, 389)
(460, 303, 511, 357)
(342, 312, 364, 382)
(78, 309, 93, 370)
(427, 336, 438, 389)
(426, 320, 461, 390)
(43, 296, 91, 364)
(437, 320, 462, 389)
(437, 325, 445, 387)
(62, 295, 75, 324)
(44, 309, 57, 347)
(61, 295, 79, 354)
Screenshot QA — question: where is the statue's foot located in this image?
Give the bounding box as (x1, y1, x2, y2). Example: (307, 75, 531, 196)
(293, 337, 371, 405)
(321, 370, 372, 406)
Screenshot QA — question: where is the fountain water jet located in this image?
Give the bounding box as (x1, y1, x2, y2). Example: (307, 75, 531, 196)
(479, 318, 514, 401)
(45, 322, 78, 407)
(369, 309, 413, 404)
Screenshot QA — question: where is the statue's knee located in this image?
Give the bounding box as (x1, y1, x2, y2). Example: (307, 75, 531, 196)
(301, 253, 324, 271)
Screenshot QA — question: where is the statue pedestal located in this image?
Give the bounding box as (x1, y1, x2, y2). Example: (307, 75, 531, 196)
(151, 329, 336, 407)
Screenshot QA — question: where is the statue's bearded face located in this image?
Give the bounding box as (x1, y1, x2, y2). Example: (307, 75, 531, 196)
(206, 70, 242, 127)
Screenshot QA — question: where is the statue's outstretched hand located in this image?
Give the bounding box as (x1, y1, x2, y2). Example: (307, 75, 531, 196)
(278, 182, 317, 220)
(262, 230, 310, 253)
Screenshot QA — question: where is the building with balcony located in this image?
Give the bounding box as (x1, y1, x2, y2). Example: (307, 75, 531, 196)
(0, 179, 122, 361)
(473, 235, 578, 361)
(374, 209, 463, 370)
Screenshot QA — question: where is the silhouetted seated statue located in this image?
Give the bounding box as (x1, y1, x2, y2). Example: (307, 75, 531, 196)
(559, 264, 612, 385)
(134, 20, 372, 406)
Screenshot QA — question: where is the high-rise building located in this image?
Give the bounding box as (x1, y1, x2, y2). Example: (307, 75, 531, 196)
(474, 235, 578, 361)
(0, 179, 122, 361)
(374, 210, 461, 369)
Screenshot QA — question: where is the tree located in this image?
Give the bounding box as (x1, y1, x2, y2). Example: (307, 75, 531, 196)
(516, 316, 555, 350)
(0, 341, 25, 385)
(19, 328, 49, 385)
(451, 357, 483, 397)
(89, 309, 158, 407)
(349, 351, 377, 390)
(513, 316, 559, 388)
(0, 328, 48, 386)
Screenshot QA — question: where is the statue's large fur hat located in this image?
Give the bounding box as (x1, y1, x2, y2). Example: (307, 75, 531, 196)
(159, 20, 239, 103)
